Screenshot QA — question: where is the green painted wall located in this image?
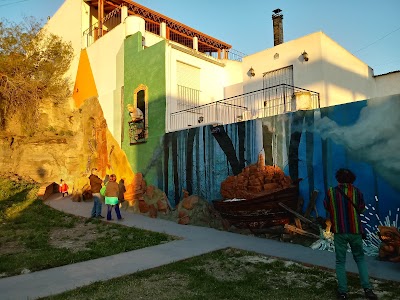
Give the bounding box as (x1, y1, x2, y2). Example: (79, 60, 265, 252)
(123, 32, 166, 186)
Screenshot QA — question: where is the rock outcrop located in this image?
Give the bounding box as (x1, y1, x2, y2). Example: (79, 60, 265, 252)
(0, 96, 137, 205)
(130, 184, 171, 217)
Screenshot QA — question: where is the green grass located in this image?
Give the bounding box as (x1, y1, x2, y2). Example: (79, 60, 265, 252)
(40, 248, 400, 300)
(2, 177, 399, 299)
(0, 177, 175, 277)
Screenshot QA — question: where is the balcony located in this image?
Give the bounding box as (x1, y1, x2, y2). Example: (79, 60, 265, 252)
(82, 3, 245, 61)
(169, 84, 320, 132)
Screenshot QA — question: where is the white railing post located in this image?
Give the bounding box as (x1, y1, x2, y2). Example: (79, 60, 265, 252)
(215, 102, 218, 124)
(160, 22, 167, 38)
(193, 36, 198, 51)
(121, 5, 128, 22)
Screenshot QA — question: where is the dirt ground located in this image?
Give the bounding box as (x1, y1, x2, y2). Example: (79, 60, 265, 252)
(48, 216, 108, 252)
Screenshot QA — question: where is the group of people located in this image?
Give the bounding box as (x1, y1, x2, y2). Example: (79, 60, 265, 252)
(59, 167, 378, 299)
(88, 168, 125, 221)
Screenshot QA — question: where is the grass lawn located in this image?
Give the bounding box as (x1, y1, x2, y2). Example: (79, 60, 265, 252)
(2, 176, 399, 299)
(40, 248, 400, 300)
(0, 176, 175, 278)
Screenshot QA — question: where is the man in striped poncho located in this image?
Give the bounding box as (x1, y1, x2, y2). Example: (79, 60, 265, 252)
(324, 168, 377, 300)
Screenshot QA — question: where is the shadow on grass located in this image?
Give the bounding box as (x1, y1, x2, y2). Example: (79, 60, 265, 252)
(0, 179, 175, 278)
(0, 188, 35, 221)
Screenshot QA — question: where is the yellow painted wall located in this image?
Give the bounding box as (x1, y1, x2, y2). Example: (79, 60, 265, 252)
(72, 49, 98, 107)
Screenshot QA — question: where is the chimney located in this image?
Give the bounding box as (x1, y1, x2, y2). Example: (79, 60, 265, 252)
(272, 9, 283, 46)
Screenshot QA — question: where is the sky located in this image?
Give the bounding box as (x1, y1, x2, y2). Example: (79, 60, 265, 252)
(0, 0, 399, 75)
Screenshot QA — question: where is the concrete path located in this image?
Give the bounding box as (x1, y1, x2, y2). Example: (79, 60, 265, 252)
(1, 194, 399, 300)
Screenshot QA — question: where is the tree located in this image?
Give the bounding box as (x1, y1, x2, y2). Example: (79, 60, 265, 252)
(0, 17, 73, 135)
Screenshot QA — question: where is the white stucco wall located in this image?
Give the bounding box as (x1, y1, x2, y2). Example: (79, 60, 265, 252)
(165, 44, 229, 131)
(320, 33, 374, 106)
(144, 33, 163, 46)
(223, 60, 244, 98)
(374, 72, 400, 98)
(241, 32, 376, 108)
(86, 23, 125, 145)
(44, 0, 83, 87)
(241, 32, 324, 106)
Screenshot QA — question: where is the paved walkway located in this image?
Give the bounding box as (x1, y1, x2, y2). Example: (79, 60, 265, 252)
(1, 194, 399, 300)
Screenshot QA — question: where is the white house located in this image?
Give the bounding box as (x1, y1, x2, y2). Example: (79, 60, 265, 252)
(45, 0, 400, 144)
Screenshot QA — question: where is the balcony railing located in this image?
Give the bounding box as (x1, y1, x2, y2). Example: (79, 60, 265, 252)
(177, 85, 200, 111)
(83, 7, 122, 48)
(82, 7, 245, 61)
(169, 84, 320, 132)
(225, 49, 246, 62)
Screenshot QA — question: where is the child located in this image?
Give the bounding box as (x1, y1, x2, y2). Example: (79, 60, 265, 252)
(59, 179, 69, 197)
(104, 174, 123, 221)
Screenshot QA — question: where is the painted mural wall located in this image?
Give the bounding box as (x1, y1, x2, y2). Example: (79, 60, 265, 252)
(159, 94, 400, 230)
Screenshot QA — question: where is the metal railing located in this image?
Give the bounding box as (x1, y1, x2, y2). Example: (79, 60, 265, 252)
(203, 48, 246, 62)
(169, 28, 194, 49)
(83, 22, 98, 48)
(225, 49, 247, 62)
(170, 101, 247, 130)
(83, 7, 122, 47)
(145, 20, 160, 35)
(170, 84, 320, 132)
(82, 7, 246, 62)
(177, 85, 200, 111)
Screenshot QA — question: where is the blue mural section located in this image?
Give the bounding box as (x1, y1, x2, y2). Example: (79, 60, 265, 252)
(164, 122, 258, 205)
(164, 94, 400, 228)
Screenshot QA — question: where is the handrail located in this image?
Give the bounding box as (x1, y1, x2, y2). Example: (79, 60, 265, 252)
(169, 84, 320, 132)
(82, 8, 246, 61)
(171, 84, 319, 116)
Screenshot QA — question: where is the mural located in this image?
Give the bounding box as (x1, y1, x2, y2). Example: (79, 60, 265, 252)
(161, 94, 400, 230)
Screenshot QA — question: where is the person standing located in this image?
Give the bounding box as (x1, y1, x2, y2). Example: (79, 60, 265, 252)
(101, 174, 110, 203)
(324, 168, 377, 300)
(59, 179, 69, 197)
(89, 168, 104, 219)
(118, 178, 126, 208)
(105, 174, 123, 221)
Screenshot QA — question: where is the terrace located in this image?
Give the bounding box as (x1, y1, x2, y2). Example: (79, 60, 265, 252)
(83, 0, 245, 61)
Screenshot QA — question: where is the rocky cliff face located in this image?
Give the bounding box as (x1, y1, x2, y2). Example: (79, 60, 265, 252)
(1, 97, 80, 183)
(0, 96, 134, 195)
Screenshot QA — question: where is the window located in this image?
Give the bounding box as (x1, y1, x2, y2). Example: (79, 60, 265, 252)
(128, 84, 148, 145)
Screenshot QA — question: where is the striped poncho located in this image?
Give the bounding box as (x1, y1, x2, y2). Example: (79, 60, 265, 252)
(323, 183, 365, 234)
